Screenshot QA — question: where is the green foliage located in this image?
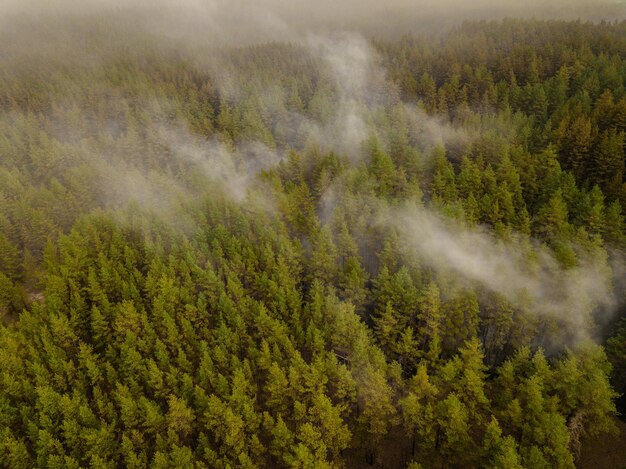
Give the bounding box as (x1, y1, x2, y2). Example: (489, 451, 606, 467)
(0, 18, 623, 468)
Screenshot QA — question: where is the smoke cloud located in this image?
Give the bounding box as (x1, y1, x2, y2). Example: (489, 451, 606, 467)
(387, 206, 615, 346)
(1, 0, 623, 349)
(3, 0, 624, 46)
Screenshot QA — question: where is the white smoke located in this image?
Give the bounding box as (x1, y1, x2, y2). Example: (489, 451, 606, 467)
(387, 206, 615, 345)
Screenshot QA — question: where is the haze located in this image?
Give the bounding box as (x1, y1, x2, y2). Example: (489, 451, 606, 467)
(2, 0, 625, 47)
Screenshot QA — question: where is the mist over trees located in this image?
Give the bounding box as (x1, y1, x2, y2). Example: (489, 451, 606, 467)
(0, 5, 625, 468)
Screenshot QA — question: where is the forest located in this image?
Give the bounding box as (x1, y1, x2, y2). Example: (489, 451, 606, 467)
(1, 7, 626, 469)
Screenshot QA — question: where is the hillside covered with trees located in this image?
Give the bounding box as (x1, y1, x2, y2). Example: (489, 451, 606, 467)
(0, 15, 626, 468)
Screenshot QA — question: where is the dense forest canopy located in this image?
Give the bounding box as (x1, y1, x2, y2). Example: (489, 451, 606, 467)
(1, 3, 626, 468)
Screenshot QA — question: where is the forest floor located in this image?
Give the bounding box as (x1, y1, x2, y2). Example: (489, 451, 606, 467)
(344, 418, 626, 468)
(578, 417, 626, 469)
(345, 427, 413, 468)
